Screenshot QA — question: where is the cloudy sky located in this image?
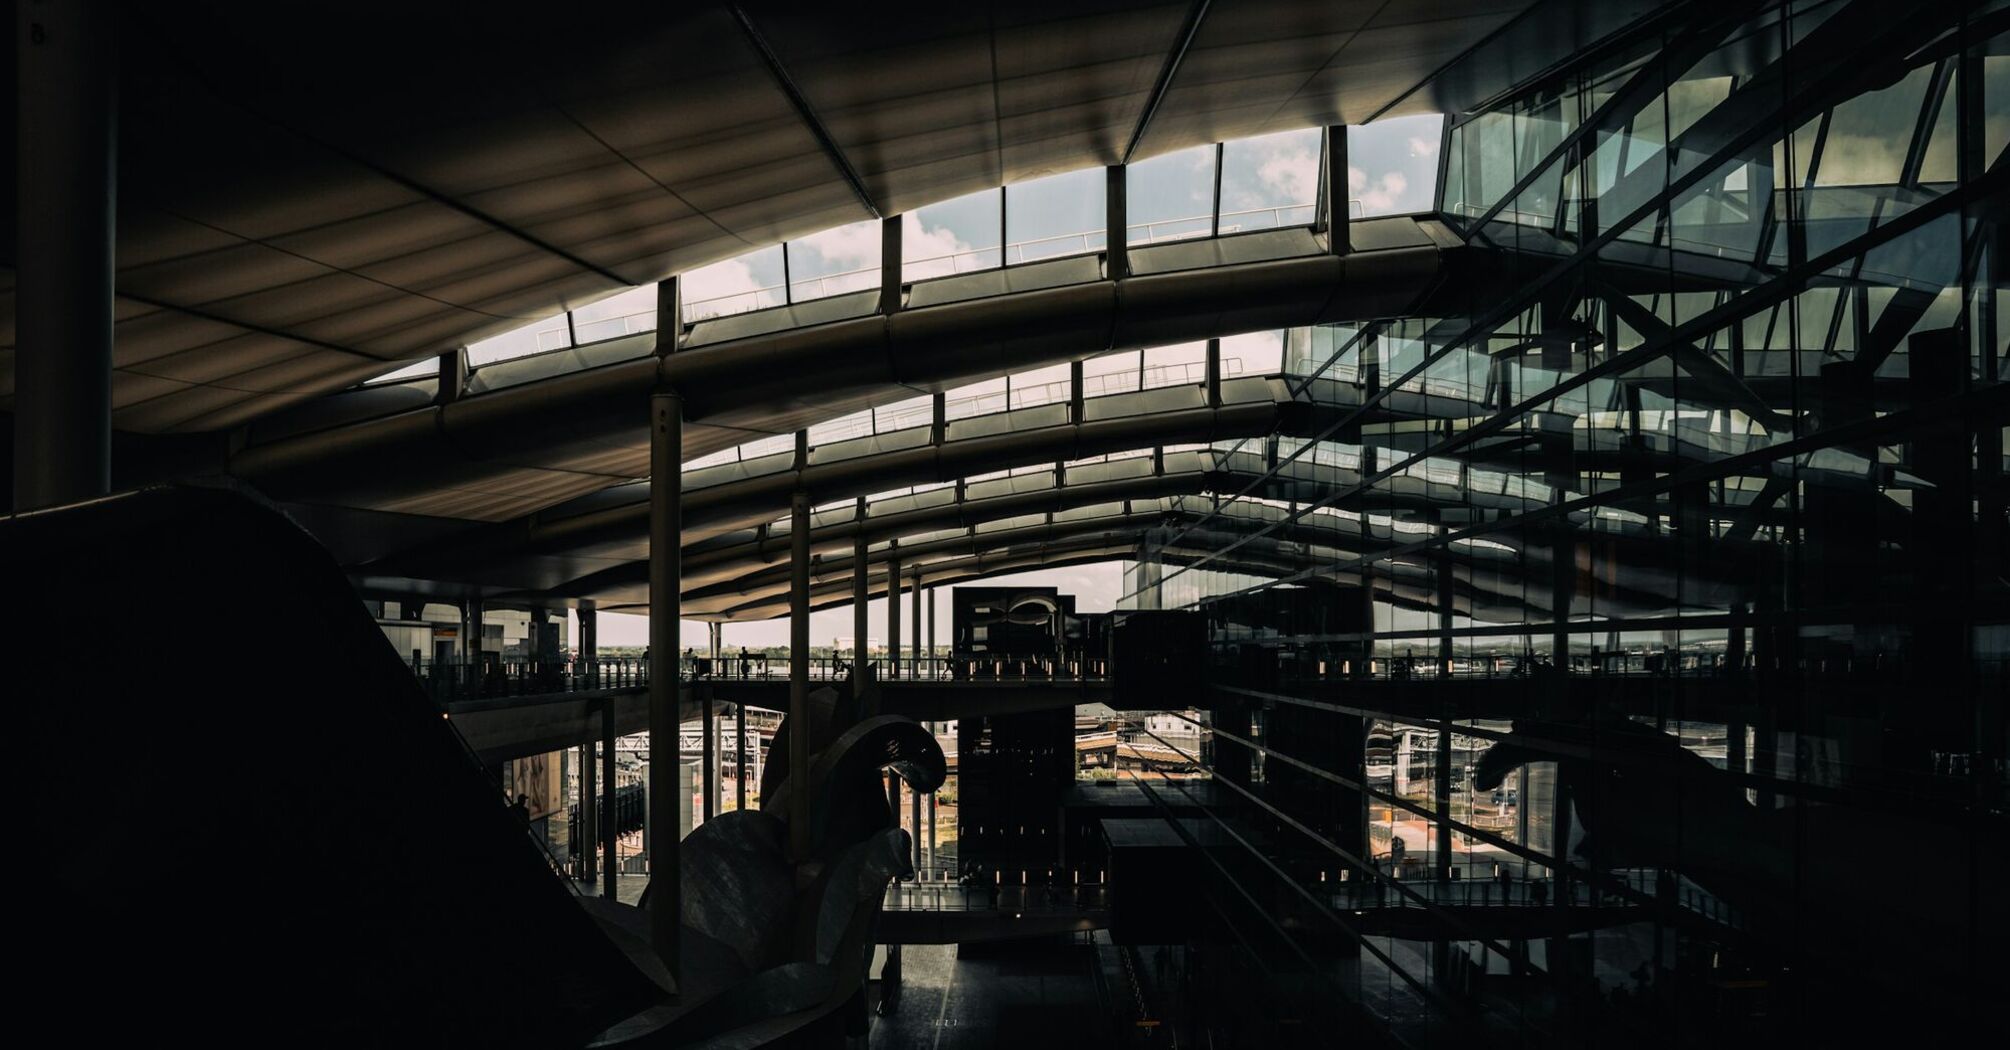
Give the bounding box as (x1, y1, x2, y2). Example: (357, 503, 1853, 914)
(491, 115, 1446, 647)
(680, 113, 1444, 317)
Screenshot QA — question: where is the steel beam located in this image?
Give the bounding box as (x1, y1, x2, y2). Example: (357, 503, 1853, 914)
(648, 388, 682, 979)
(853, 496, 871, 700)
(789, 487, 812, 859)
(13, 0, 115, 511)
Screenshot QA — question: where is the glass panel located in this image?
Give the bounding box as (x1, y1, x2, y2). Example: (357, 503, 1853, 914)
(1082, 349, 1141, 396)
(364, 358, 437, 385)
(786, 219, 881, 303)
(941, 376, 1007, 421)
(1004, 167, 1105, 263)
(1009, 362, 1074, 409)
(467, 312, 570, 366)
(1126, 144, 1216, 244)
(1218, 128, 1321, 233)
(684, 244, 786, 321)
(1221, 330, 1284, 377)
(903, 189, 1003, 281)
(1350, 114, 1445, 218)
(1141, 340, 1208, 389)
(569, 285, 657, 344)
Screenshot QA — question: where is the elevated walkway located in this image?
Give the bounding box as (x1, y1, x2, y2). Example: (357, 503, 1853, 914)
(427, 658, 1110, 761)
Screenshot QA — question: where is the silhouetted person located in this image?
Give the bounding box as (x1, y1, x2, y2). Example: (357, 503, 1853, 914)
(509, 794, 531, 824)
(1530, 878, 1548, 907)
(739, 647, 751, 679)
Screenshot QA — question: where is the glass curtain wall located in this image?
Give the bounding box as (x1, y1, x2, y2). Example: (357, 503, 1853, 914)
(1128, 2, 2006, 1043)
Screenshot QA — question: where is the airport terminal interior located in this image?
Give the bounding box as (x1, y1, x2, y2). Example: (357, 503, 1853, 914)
(5, 0, 2006, 1046)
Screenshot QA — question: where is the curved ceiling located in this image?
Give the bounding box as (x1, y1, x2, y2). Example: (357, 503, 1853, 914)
(0, 0, 1663, 435)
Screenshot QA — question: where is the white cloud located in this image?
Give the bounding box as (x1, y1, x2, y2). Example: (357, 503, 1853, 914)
(1407, 135, 1439, 157)
(1252, 142, 1319, 205)
(902, 212, 978, 278)
(682, 257, 766, 317)
(790, 218, 880, 271)
(1348, 166, 1411, 213)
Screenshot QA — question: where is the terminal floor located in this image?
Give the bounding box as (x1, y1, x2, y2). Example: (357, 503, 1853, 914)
(574, 876, 648, 906)
(868, 941, 1106, 1049)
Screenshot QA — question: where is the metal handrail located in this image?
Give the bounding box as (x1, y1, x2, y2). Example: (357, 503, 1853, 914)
(431, 688, 582, 895)
(678, 201, 1345, 320)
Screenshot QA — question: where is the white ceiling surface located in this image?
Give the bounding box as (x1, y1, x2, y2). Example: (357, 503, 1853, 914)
(0, 0, 1652, 435)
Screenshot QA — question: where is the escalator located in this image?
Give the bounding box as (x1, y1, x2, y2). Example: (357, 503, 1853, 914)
(5, 486, 660, 1046)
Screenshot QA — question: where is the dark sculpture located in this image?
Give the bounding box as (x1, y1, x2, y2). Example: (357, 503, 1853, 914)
(590, 670, 945, 1047)
(1472, 713, 2000, 1012)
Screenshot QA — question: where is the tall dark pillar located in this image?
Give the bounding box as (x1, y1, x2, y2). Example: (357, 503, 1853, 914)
(1325, 125, 1350, 255)
(647, 387, 682, 980)
(436, 347, 468, 405)
(579, 737, 597, 884)
(465, 597, 487, 692)
(879, 215, 903, 315)
(702, 686, 716, 822)
(854, 497, 871, 699)
(1435, 560, 1454, 878)
(1105, 164, 1128, 279)
(911, 570, 923, 678)
(530, 606, 550, 671)
(579, 600, 598, 683)
(789, 489, 813, 859)
(14, 0, 116, 511)
(888, 551, 902, 681)
(911, 777, 923, 869)
(735, 695, 747, 812)
(602, 698, 617, 901)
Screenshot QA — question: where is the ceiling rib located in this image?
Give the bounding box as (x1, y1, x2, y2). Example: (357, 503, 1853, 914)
(730, 3, 883, 219)
(1123, 0, 1213, 163)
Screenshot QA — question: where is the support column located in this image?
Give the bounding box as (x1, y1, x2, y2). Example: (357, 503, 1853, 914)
(648, 388, 683, 979)
(1204, 337, 1222, 408)
(927, 584, 937, 678)
(887, 770, 902, 854)
(465, 597, 486, 693)
(702, 686, 716, 822)
(790, 489, 813, 859)
(879, 215, 903, 315)
(1105, 164, 1128, 279)
(911, 570, 923, 679)
(14, 0, 116, 511)
(1436, 550, 1456, 882)
(735, 695, 748, 812)
(1325, 124, 1350, 255)
(530, 605, 550, 672)
(888, 549, 902, 681)
(854, 497, 871, 699)
(602, 698, 617, 901)
(911, 777, 923, 869)
(436, 347, 468, 405)
(579, 600, 598, 685)
(579, 732, 598, 884)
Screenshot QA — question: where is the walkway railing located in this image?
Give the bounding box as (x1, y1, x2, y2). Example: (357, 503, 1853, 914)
(412, 652, 1112, 702)
(680, 202, 1343, 321)
(413, 657, 649, 703)
(883, 880, 1111, 914)
(1326, 872, 1741, 928)
(1270, 647, 1958, 684)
